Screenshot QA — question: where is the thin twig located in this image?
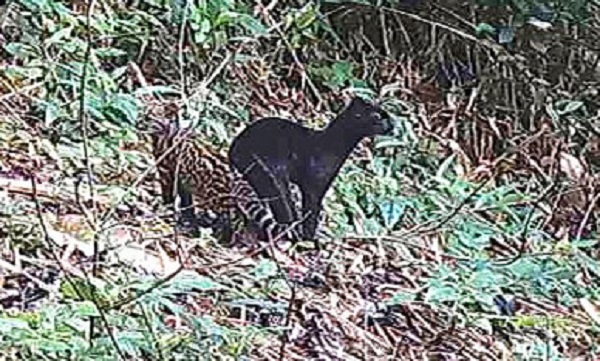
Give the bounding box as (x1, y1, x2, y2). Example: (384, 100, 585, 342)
(576, 191, 600, 241)
(380, 6, 483, 45)
(492, 181, 556, 267)
(263, 10, 322, 106)
(0, 258, 54, 293)
(78, 0, 103, 350)
(31, 177, 125, 359)
(139, 302, 165, 360)
(79, 0, 97, 227)
(393, 174, 494, 239)
(108, 264, 184, 310)
(177, 0, 191, 107)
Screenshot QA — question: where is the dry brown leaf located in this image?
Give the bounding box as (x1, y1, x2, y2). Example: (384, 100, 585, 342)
(46, 224, 95, 257)
(579, 298, 600, 325)
(55, 214, 91, 234)
(559, 152, 587, 181)
(114, 244, 180, 275)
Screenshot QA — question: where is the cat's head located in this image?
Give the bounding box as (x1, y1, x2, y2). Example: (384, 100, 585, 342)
(343, 97, 393, 136)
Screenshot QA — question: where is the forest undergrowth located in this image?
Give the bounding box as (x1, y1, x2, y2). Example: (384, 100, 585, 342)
(0, 0, 600, 359)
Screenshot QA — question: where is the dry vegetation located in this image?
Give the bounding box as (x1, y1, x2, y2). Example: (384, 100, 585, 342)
(1, 0, 600, 359)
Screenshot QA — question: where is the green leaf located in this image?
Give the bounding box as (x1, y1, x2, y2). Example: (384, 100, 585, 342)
(190, 18, 201, 31)
(170, 271, 224, 292)
(216, 11, 236, 26)
(194, 31, 208, 44)
(4, 42, 36, 59)
(294, 4, 317, 29)
(44, 100, 61, 127)
(95, 47, 128, 58)
(238, 14, 268, 35)
(60, 278, 105, 302)
(426, 283, 459, 303)
(364, 217, 383, 235)
(38, 339, 71, 352)
(111, 66, 129, 81)
(330, 61, 353, 87)
(474, 292, 496, 310)
(388, 292, 416, 305)
(71, 301, 100, 318)
(85, 96, 107, 121)
(0, 317, 30, 332)
(559, 100, 584, 115)
(378, 199, 403, 229)
(374, 136, 404, 149)
(508, 258, 539, 279)
(253, 259, 278, 279)
(571, 239, 599, 249)
(472, 268, 501, 289)
(107, 93, 139, 125)
(201, 18, 212, 33)
(44, 26, 73, 47)
(115, 331, 147, 356)
(20, 0, 52, 12)
(475, 22, 496, 36)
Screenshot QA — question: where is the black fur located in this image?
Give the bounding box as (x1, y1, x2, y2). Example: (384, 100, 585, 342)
(228, 97, 393, 240)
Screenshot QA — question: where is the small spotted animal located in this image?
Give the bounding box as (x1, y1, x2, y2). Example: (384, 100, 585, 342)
(147, 118, 302, 243)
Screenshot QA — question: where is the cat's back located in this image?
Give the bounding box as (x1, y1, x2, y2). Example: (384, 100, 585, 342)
(231, 117, 312, 153)
(240, 117, 310, 138)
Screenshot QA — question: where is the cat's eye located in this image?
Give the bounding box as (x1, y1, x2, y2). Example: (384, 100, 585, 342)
(371, 112, 381, 120)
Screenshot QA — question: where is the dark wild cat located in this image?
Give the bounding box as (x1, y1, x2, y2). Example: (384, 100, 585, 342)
(229, 97, 394, 241)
